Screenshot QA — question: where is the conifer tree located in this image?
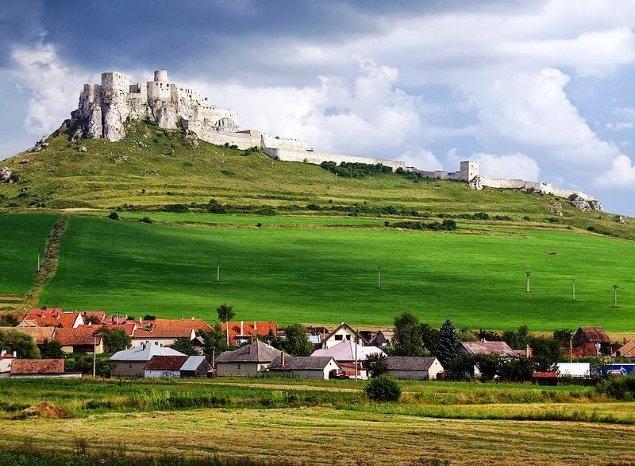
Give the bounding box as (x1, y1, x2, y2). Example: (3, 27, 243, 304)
(437, 319, 460, 368)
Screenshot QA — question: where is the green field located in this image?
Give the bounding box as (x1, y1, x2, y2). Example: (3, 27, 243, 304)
(0, 378, 632, 464)
(20, 213, 630, 330)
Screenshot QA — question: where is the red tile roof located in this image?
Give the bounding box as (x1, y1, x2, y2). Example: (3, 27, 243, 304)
(0, 326, 56, 345)
(576, 327, 611, 343)
(82, 311, 107, 323)
(221, 321, 278, 343)
(144, 355, 189, 371)
(133, 319, 212, 339)
(23, 309, 82, 328)
(617, 340, 635, 358)
(11, 359, 65, 375)
(101, 322, 137, 336)
(54, 326, 102, 346)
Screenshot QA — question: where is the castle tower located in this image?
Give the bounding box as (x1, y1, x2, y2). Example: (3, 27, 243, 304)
(154, 69, 168, 82)
(460, 160, 479, 181)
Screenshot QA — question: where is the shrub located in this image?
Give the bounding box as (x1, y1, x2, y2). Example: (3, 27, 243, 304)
(306, 203, 321, 211)
(365, 375, 401, 402)
(597, 375, 635, 400)
(140, 216, 153, 224)
(473, 212, 489, 220)
(108, 211, 119, 220)
(523, 215, 531, 221)
(163, 203, 189, 213)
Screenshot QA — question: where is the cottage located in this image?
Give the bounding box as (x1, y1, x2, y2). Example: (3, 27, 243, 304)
(0, 326, 56, 346)
(269, 355, 340, 379)
(21, 308, 84, 328)
(109, 343, 186, 377)
(385, 356, 444, 380)
(54, 326, 104, 354)
(10, 359, 79, 378)
(311, 341, 385, 379)
(221, 321, 278, 347)
(321, 323, 367, 349)
(215, 340, 282, 376)
(144, 355, 189, 378)
(131, 318, 212, 347)
(571, 327, 612, 357)
(460, 340, 517, 358)
(179, 355, 211, 377)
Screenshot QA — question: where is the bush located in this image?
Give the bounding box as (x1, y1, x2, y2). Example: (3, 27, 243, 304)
(364, 375, 401, 402)
(163, 203, 189, 213)
(140, 216, 153, 224)
(108, 211, 119, 220)
(597, 375, 635, 400)
(473, 212, 489, 220)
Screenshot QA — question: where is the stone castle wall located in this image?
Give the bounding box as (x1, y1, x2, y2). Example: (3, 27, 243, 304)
(263, 148, 408, 171)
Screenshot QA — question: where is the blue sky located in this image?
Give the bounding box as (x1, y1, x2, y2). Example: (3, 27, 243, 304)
(1, 0, 634, 214)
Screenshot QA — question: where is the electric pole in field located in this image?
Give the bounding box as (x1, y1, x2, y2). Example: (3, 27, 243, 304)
(93, 335, 97, 378)
(377, 266, 381, 290)
(572, 277, 576, 301)
(613, 285, 619, 308)
(525, 271, 531, 293)
(37, 251, 40, 272)
(216, 260, 221, 283)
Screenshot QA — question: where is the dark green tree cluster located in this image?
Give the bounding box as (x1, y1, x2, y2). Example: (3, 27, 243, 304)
(0, 329, 39, 358)
(320, 161, 393, 178)
(102, 328, 132, 354)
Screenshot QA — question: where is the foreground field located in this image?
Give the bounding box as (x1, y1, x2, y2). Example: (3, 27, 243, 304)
(33, 214, 634, 330)
(0, 378, 632, 465)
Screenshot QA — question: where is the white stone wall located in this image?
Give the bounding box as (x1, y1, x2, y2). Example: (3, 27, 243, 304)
(264, 148, 408, 171)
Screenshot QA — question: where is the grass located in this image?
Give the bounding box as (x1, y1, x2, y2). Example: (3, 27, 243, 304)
(30, 214, 635, 330)
(0, 213, 56, 295)
(0, 378, 632, 464)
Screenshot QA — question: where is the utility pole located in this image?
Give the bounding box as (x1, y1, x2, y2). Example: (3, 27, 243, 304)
(354, 334, 358, 381)
(37, 251, 40, 272)
(377, 266, 381, 290)
(569, 336, 573, 363)
(93, 336, 97, 378)
(572, 277, 576, 301)
(613, 285, 618, 308)
(525, 271, 531, 293)
(216, 260, 221, 283)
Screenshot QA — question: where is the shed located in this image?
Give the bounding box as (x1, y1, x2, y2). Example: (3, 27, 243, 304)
(385, 356, 444, 380)
(144, 355, 189, 378)
(180, 356, 211, 377)
(269, 355, 340, 379)
(215, 340, 282, 376)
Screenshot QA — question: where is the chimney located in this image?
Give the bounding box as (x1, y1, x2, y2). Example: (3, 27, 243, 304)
(254, 321, 257, 332)
(191, 316, 194, 320)
(240, 321, 244, 335)
(526, 344, 530, 358)
(0, 350, 5, 357)
(280, 351, 285, 367)
(12, 351, 16, 358)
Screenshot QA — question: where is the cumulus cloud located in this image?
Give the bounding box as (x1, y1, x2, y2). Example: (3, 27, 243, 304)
(595, 155, 635, 188)
(10, 43, 90, 136)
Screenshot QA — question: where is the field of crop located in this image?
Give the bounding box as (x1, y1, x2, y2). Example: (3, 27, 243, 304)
(27, 213, 633, 330)
(0, 378, 632, 464)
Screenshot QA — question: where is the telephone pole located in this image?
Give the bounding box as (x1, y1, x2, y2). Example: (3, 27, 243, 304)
(572, 277, 576, 301)
(93, 336, 97, 378)
(216, 260, 221, 283)
(525, 271, 531, 293)
(37, 251, 41, 272)
(377, 266, 381, 290)
(613, 285, 618, 308)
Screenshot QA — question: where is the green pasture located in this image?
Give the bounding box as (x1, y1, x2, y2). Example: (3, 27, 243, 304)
(34, 214, 634, 330)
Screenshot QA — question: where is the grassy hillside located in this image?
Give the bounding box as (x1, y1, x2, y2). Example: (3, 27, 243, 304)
(1, 120, 632, 239)
(29, 214, 633, 331)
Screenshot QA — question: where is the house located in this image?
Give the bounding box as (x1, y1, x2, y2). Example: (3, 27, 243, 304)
(144, 355, 189, 378)
(131, 318, 212, 347)
(81, 311, 107, 324)
(385, 356, 444, 380)
(0, 326, 56, 346)
(311, 341, 385, 379)
(615, 340, 635, 359)
(369, 330, 394, 349)
(21, 308, 84, 328)
(109, 343, 186, 377)
(0, 350, 17, 377)
(269, 355, 340, 379)
(10, 359, 80, 378)
(54, 326, 104, 354)
(179, 355, 211, 377)
(321, 323, 367, 349)
(215, 340, 282, 376)
(460, 340, 518, 358)
(556, 362, 591, 378)
(571, 327, 612, 357)
(307, 326, 330, 348)
(221, 321, 278, 347)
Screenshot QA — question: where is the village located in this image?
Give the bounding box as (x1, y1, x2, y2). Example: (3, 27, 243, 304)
(0, 306, 632, 383)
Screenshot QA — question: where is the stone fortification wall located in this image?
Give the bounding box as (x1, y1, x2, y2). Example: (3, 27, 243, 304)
(263, 148, 408, 171)
(477, 176, 599, 204)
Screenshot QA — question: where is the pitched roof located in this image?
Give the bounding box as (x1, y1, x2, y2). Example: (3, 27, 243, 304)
(617, 340, 635, 358)
(216, 340, 282, 363)
(81, 311, 107, 323)
(11, 359, 64, 375)
(323, 323, 368, 345)
(101, 322, 137, 336)
(133, 319, 211, 339)
(386, 356, 439, 371)
(461, 340, 517, 357)
(179, 355, 209, 372)
(576, 327, 611, 343)
(270, 356, 336, 371)
(311, 341, 385, 361)
(23, 309, 82, 328)
(221, 321, 278, 342)
(0, 326, 56, 345)
(144, 355, 189, 371)
(54, 326, 102, 346)
(109, 343, 185, 362)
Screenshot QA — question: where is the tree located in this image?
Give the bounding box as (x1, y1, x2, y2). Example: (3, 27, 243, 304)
(553, 329, 573, 345)
(420, 323, 439, 355)
(108, 211, 119, 220)
(529, 336, 563, 371)
(437, 319, 460, 368)
(101, 328, 131, 354)
(0, 329, 39, 358)
(392, 312, 426, 356)
(216, 304, 235, 346)
(40, 339, 64, 359)
(0, 313, 19, 327)
(172, 337, 197, 356)
(198, 324, 228, 360)
(363, 353, 388, 378)
(497, 357, 536, 382)
(474, 354, 500, 381)
(446, 353, 475, 381)
(281, 323, 313, 356)
(64, 353, 112, 377)
(502, 325, 530, 350)
(365, 376, 401, 402)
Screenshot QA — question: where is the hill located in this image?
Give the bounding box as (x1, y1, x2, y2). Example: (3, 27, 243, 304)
(1, 120, 632, 239)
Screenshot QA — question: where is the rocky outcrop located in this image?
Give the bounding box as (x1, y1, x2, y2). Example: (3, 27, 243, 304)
(0, 167, 12, 183)
(569, 193, 602, 212)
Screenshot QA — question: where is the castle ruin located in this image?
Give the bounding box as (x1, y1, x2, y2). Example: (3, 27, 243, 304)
(69, 69, 601, 210)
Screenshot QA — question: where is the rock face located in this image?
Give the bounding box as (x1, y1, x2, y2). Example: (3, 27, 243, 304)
(569, 193, 602, 212)
(0, 167, 13, 183)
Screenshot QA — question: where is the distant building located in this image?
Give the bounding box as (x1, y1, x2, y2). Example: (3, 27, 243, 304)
(460, 340, 517, 358)
(269, 355, 340, 380)
(311, 340, 385, 379)
(221, 321, 278, 347)
(143, 355, 211, 378)
(385, 356, 444, 380)
(131, 318, 212, 347)
(369, 330, 394, 349)
(20, 308, 84, 328)
(215, 340, 283, 376)
(615, 340, 635, 359)
(54, 326, 103, 354)
(0, 326, 56, 346)
(321, 323, 367, 349)
(179, 356, 211, 377)
(109, 343, 186, 377)
(10, 359, 79, 378)
(571, 327, 612, 357)
(0, 350, 17, 377)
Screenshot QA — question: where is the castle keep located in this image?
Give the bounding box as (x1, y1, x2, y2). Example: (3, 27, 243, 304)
(68, 69, 600, 210)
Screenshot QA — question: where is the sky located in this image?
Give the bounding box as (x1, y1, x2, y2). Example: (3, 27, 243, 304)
(0, 0, 634, 214)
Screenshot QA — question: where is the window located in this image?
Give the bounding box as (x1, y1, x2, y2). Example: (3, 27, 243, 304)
(335, 335, 343, 341)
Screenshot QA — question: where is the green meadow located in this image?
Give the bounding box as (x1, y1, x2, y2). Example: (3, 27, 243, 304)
(24, 213, 633, 330)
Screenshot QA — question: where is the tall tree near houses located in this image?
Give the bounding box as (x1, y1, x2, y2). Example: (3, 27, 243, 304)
(392, 312, 427, 357)
(437, 319, 460, 368)
(216, 303, 235, 346)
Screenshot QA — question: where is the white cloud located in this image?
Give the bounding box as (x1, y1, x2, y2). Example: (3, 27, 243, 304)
(10, 43, 90, 137)
(595, 155, 635, 188)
